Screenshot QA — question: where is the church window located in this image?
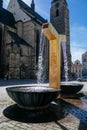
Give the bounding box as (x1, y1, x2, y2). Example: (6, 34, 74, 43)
(7, 49, 10, 57)
(20, 48, 23, 57)
(55, 3, 60, 8)
(84, 58, 86, 62)
(56, 9, 59, 17)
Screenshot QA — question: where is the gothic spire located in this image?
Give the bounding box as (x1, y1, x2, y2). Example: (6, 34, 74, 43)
(0, 0, 3, 8)
(31, 0, 35, 11)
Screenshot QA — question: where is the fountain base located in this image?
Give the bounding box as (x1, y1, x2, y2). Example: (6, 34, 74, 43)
(18, 104, 49, 110)
(6, 86, 60, 110)
(61, 82, 83, 94)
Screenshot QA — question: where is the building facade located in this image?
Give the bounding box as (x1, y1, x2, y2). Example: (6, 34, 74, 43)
(82, 51, 87, 76)
(0, 0, 71, 79)
(0, 0, 48, 79)
(71, 60, 82, 79)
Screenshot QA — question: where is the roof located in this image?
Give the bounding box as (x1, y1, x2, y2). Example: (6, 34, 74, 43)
(7, 31, 33, 48)
(17, 0, 47, 25)
(0, 8, 15, 28)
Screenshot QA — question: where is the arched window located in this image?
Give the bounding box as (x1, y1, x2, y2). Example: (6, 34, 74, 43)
(7, 49, 10, 57)
(20, 48, 23, 56)
(56, 9, 59, 17)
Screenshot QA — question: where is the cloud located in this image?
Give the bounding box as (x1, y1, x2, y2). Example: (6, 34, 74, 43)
(3, 0, 31, 8)
(22, 0, 31, 5)
(71, 25, 87, 43)
(71, 42, 86, 63)
(3, 0, 9, 7)
(36, 5, 49, 20)
(70, 25, 87, 63)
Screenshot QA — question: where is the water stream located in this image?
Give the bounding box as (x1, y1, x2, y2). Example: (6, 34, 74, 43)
(61, 42, 69, 82)
(37, 29, 46, 86)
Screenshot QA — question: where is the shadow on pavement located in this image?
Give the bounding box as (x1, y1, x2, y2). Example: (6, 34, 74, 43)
(58, 99, 87, 130)
(59, 99, 87, 123)
(3, 98, 87, 129)
(3, 100, 67, 123)
(55, 121, 68, 130)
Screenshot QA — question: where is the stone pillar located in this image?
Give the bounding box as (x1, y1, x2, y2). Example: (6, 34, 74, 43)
(42, 23, 66, 89)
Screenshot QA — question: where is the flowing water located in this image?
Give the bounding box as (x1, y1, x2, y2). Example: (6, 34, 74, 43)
(62, 42, 69, 81)
(37, 29, 46, 86)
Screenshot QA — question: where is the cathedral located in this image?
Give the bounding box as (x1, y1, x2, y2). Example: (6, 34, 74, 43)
(0, 0, 71, 79)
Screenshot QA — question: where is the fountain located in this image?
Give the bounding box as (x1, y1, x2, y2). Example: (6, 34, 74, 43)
(42, 23, 83, 95)
(61, 39, 83, 94)
(6, 23, 62, 110)
(6, 23, 83, 110)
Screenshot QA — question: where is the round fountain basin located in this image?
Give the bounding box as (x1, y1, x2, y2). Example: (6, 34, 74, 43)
(6, 86, 60, 110)
(61, 82, 83, 94)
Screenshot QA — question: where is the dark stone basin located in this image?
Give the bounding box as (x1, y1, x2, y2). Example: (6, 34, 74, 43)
(6, 86, 60, 110)
(61, 82, 83, 94)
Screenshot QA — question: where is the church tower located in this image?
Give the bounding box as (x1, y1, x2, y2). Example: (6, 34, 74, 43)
(50, 0, 71, 79)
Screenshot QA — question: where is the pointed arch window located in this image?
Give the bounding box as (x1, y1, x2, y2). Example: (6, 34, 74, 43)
(20, 48, 23, 57)
(56, 9, 59, 17)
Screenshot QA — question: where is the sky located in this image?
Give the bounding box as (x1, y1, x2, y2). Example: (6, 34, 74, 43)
(3, 0, 87, 63)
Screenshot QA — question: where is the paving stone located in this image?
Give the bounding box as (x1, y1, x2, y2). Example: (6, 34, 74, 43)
(0, 81, 87, 130)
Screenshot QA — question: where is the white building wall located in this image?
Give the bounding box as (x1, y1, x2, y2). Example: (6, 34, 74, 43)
(82, 51, 87, 76)
(7, 0, 31, 22)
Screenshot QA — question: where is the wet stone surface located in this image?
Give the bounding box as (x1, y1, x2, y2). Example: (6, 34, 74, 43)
(0, 81, 87, 130)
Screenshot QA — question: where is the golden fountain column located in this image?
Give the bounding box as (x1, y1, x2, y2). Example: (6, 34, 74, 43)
(42, 23, 66, 90)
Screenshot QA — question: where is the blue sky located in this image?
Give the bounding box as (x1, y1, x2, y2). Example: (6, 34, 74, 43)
(3, 0, 87, 63)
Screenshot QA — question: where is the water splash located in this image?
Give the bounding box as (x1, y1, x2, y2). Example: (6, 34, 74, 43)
(37, 29, 46, 85)
(62, 42, 69, 82)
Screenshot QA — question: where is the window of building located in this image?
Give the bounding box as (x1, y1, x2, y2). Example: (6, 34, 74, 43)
(84, 58, 86, 62)
(7, 49, 10, 57)
(56, 9, 59, 17)
(55, 3, 60, 8)
(20, 48, 23, 56)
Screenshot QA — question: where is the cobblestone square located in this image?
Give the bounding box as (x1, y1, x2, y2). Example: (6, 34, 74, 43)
(0, 80, 87, 130)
